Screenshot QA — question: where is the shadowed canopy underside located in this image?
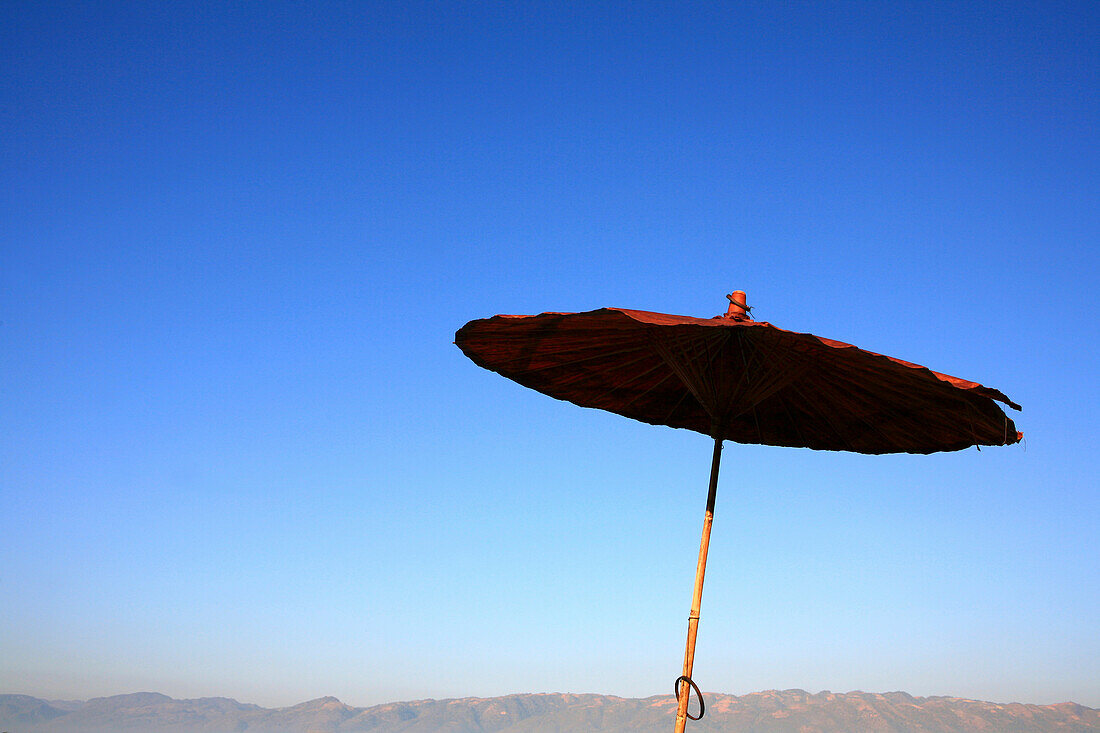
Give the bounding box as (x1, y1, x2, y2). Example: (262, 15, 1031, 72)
(455, 308, 1021, 455)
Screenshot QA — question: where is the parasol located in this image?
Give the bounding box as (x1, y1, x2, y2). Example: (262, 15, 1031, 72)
(454, 291, 1021, 732)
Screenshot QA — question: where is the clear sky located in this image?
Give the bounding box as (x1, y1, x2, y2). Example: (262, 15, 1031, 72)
(2, 0, 1097, 712)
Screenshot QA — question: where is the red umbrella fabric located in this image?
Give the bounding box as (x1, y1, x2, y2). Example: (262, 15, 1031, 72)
(456, 305, 1020, 454)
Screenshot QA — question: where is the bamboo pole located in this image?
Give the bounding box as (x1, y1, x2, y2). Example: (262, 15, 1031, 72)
(673, 436, 723, 733)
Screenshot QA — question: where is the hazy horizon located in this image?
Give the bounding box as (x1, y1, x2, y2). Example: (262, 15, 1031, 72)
(4, 687, 1097, 710)
(6, 678, 1098, 713)
(6, 689, 1098, 733)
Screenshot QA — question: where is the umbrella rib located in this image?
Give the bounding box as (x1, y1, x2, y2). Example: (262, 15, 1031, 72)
(738, 330, 766, 442)
(662, 388, 696, 426)
(783, 379, 860, 451)
(684, 332, 716, 410)
(649, 330, 720, 421)
(822, 355, 1006, 450)
(793, 369, 935, 452)
(686, 329, 731, 414)
(722, 332, 776, 430)
(772, 390, 808, 447)
(483, 341, 650, 373)
(724, 362, 813, 425)
(730, 331, 798, 418)
(809, 346, 975, 420)
(746, 338, 965, 450)
(819, 383, 907, 451)
(591, 359, 678, 407)
(681, 328, 729, 416)
(812, 357, 982, 448)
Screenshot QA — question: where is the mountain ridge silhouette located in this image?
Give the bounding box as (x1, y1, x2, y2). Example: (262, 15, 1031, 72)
(3, 689, 1097, 732)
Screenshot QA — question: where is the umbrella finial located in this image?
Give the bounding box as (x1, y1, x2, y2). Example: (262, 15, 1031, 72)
(725, 291, 750, 320)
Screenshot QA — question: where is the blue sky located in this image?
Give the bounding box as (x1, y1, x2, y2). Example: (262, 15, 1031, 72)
(2, 0, 1097, 710)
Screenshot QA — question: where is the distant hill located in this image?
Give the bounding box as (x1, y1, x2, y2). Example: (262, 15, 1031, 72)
(2, 689, 1097, 732)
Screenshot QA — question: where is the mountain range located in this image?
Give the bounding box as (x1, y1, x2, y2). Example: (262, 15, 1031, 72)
(2, 689, 1097, 732)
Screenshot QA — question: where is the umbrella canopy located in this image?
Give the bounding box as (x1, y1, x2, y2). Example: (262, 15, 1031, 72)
(455, 304, 1020, 454)
(455, 293, 1021, 732)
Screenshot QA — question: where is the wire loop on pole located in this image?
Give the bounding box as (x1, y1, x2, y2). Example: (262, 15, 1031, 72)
(674, 675, 705, 721)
